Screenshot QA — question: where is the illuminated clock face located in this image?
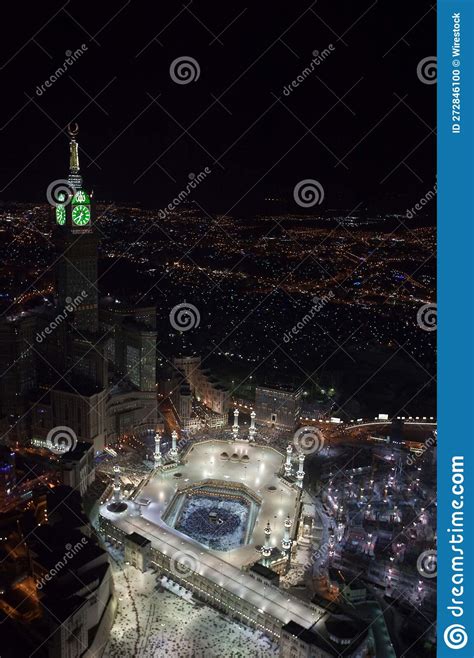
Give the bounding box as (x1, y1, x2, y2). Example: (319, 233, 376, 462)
(72, 204, 91, 226)
(56, 206, 66, 225)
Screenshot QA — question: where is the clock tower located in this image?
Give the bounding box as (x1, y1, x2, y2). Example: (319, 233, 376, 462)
(54, 124, 99, 333)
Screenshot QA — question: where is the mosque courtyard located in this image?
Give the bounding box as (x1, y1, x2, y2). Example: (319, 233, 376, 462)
(104, 558, 279, 658)
(137, 439, 301, 568)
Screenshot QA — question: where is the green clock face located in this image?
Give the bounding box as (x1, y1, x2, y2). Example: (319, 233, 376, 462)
(72, 204, 91, 226)
(56, 206, 66, 225)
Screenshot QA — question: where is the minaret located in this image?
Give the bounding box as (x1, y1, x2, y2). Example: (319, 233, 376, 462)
(113, 465, 121, 502)
(281, 515, 292, 553)
(154, 432, 162, 466)
(170, 430, 179, 460)
(232, 408, 240, 439)
(249, 410, 256, 441)
(284, 444, 293, 476)
(296, 452, 305, 488)
(262, 521, 272, 564)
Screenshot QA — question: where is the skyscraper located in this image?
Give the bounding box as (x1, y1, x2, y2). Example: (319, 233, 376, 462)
(1, 126, 159, 452)
(54, 124, 99, 333)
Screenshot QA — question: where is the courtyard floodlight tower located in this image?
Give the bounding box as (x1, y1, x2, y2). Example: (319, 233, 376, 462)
(284, 444, 293, 476)
(249, 410, 257, 441)
(232, 408, 240, 439)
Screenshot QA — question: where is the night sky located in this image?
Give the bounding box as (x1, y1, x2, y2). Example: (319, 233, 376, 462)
(1, 1, 436, 212)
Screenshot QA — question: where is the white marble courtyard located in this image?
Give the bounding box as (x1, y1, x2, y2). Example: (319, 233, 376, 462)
(138, 439, 300, 567)
(104, 561, 279, 658)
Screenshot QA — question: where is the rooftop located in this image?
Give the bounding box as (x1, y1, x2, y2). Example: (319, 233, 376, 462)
(249, 563, 280, 581)
(282, 617, 368, 656)
(127, 531, 151, 548)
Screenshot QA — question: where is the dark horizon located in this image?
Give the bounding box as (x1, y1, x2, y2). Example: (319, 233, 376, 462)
(1, 1, 435, 212)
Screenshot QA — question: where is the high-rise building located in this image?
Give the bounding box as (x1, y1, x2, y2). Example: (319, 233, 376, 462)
(171, 375, 193, 422)
(100, 300, 158, 442)
(0, 312, 37, 435)
(173, 355, 229, 414)
(1, 126, 159, 453)
(0, 447, 16, 502)
(101, 302, 157, 393)
(255, 385, 302, 430)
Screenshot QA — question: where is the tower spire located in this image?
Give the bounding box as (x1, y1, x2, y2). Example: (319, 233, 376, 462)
(67, 122, 82, 187)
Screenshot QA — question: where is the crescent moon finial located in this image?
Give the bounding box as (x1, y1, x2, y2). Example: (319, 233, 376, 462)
(67, 122, 79, 138)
